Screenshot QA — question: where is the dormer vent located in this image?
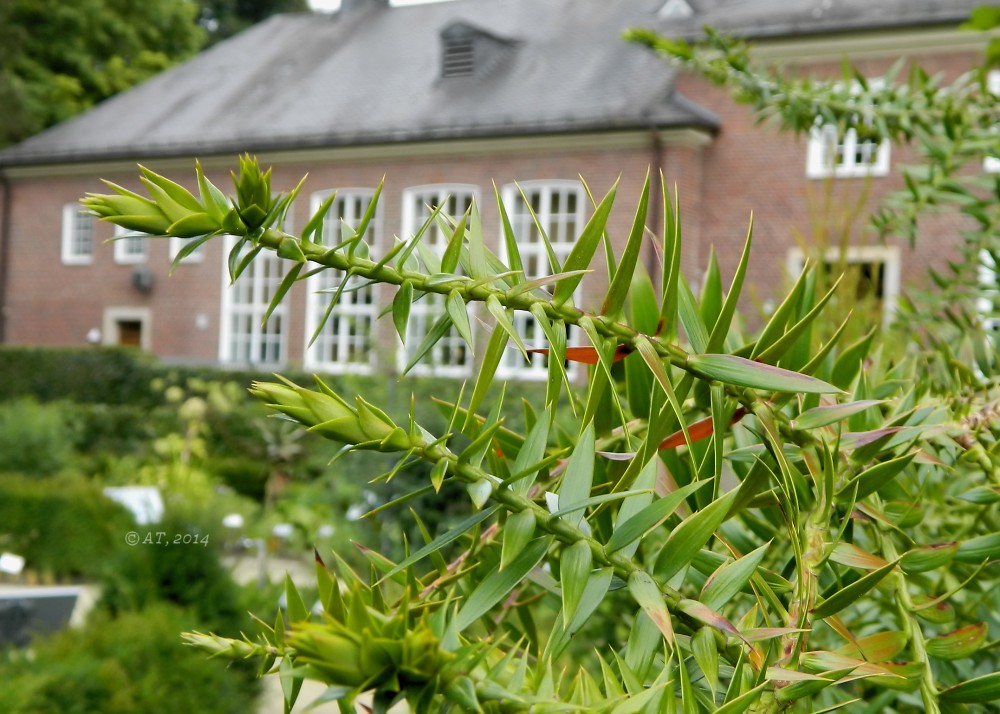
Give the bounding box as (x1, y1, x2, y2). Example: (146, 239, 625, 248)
(443, 36, 476, 77)
(440, 22, 517, 80)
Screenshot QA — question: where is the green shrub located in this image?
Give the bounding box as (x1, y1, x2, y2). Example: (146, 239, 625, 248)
(0, 346, 160, 406)
(0, 475, 134, 579)
(0, 398, 76, 475)
(99, 514, 246, 633)
(0, 604, 258, 714)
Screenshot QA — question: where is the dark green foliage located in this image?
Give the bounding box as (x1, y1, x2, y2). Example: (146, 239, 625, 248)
(0, 0, 204, 148)
(0, 604, 258, 714)
(0, 346, 162, 406)
(0, 475, 134, 578)
(0, 398, 76, 475)
(99, 515, 246, 633)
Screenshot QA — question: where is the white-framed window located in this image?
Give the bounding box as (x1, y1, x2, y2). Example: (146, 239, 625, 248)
(219, 236, 287, 367)
(806, 80, 891, 179)
(978, 249, 999, 334)
(61, 204, 94, 265)
(985, 71, 1000, 174)
(786, 245, 901, 328)
(113, 224, 148, 264)
(304, 189, 379, 374)
(498, 180, 587, 380)
(397, 184, 479, 377)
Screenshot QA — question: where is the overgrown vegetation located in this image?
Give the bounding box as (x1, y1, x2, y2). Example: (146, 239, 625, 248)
(67, 8, 1000, 713)
(83, 137, 1000, 712)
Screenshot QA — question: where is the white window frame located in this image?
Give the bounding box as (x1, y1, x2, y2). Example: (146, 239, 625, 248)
(806, 79, 891, 179)
(978, 249, 999, 333)
(113, 224, 148, 264)
(304, 189, 380, 374)
(218, 235, 287, 367)
(497, 180, 587, 380)
(397, 184, 479, 378)
(61, 204, 94, 265)
(985, 71, 1000, 174)
(786, 245, 901, 328)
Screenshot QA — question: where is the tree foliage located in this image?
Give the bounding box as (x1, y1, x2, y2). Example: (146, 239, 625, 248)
(0, 0, 204, 149)
(0, 0, 313, 149)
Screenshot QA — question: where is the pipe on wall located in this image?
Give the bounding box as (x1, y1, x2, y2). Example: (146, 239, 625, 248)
(0, 173, 12, 343)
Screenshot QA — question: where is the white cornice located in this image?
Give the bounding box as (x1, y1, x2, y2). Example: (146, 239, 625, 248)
(751, 27, 995, 64)
(1, 128, 715, 179)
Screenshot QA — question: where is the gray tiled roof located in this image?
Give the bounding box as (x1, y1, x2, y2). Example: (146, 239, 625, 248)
(0, 0, 980, 166)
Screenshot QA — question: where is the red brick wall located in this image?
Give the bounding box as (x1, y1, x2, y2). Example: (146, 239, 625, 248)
(673, 47, 982, 321)
(2, 42, 985, 368)
(2, 142, 683, 367)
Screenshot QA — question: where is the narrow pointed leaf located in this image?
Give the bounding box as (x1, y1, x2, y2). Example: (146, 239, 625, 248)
(955, 532, 1000, 563)
(843, 452, 917, 500)
(284, 574, 309, 623)
(508, 406, 551, 495)
(554, 183, 617, 304)
(678, 276, 710, 354)
(392, 281, 413, 343)
(445, 290, 474, 354)
(378, 505, 499, 583)
(606, 479, 710, 554)
(794, 400, 883, 430)
(653, 488, 739, 581)
(486, 294, 528, 359)
(706, 215, 753, 352)
(464, 326, 508, 430)
(688, 354, 840, 394)
(627, 571, 674, 646)
(559, 422, 595, 528)
(940, 671, 1000, 703)
(602, 171, 649, 317)
(811, 559, 899, 619)
(401, 312, 454, 376)
(262, 263, 302, 326)
(455, 536, 552, 632)
(501, 510, 537, 569)
(560, 540, 592, 627)
(701, 541, 770, 611)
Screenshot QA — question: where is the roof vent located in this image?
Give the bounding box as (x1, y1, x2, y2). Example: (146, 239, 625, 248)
(440, 22, 516, 80)
(443, 35, 476, 77)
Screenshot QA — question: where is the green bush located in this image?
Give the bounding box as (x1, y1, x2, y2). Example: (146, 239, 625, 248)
(0, 475, 134, 579)
(99, 514, 246, 633)
(0, 398, 76, 475)
(0, 604, 258, 714)
(0, 346, 161, 406)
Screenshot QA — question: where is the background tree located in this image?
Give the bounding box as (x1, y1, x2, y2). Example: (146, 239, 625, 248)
(0, 0, 312, 149)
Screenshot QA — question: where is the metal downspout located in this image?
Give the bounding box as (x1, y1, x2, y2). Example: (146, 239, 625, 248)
(646, 127, 665, 291)
(0, 172, 12, 343)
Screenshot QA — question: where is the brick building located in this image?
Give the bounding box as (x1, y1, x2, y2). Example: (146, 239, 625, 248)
(0, 0, 992, 377)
